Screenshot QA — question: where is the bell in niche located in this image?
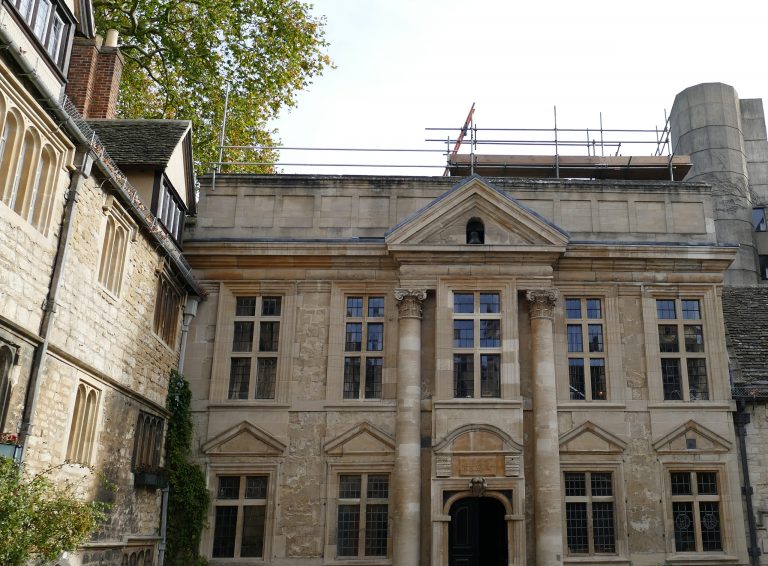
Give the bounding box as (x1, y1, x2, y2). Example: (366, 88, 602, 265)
(466, 217, 485, 244)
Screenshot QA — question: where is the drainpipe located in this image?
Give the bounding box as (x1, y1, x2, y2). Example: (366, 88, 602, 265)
(18, 150, 94, 458)
(157, 294, 199, 566)
(734, 399, 760, 566)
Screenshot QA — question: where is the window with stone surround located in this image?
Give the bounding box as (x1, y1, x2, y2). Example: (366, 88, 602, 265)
(66, 382, 99, 464)
(343, 296, 385, 400)
(0, 345, 13, 432)
(336, 473, 390, 558)
(212, 475, 269, 558)
(153, 274, 183, 347)
(656, 299, 709, 401)
(565, 298, 607, 401)
(98, 198, 134, 296)
(669, 470, 722, 552)
(452, 291, 501, 398)
(228, 296, 282, 400)
(564, 471, 616, 555)
(0, 104, 60, 235)
(132, 411, 163, 472)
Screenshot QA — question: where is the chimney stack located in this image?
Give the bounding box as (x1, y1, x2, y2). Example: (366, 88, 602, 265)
(65, 29, 124, 119)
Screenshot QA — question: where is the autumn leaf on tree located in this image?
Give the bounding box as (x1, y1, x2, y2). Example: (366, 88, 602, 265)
(93, 0, 332, 172)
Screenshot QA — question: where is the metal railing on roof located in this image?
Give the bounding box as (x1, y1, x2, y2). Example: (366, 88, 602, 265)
(208, 107, 675, 179)
(732, 383, 768, 400)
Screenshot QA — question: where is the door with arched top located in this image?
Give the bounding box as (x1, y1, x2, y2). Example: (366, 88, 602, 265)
(449, 497, 507, 566)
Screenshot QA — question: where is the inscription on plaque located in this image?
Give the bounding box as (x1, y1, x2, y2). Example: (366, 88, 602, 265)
(505, 455, 520, 477)
(436, 455, 451, 477)
(457, 456, 498, 477)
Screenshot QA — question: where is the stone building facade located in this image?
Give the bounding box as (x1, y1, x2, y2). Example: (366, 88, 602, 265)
(183, 150, 751, 563)
(0, 1, 201, 564)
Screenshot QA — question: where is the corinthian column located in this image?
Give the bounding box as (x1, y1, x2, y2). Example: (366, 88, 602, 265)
(526, 289, 563, 566)
(392, 288, 427, 565)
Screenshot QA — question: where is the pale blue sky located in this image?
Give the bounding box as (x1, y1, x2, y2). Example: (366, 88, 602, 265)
(268, 0, 768, 174)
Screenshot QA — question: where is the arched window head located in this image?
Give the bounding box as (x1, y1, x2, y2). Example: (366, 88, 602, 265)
(466, 218, 485, 245)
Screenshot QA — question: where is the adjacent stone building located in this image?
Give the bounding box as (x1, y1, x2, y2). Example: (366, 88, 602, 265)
(0, 1, 201, 564)
(182, 83, 768, 566)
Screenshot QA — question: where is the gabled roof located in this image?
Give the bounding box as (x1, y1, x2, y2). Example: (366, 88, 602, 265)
(86, 119, 191, 167)
(385, 174, 569, 251)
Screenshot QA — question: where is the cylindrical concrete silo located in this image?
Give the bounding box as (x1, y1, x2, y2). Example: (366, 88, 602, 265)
(670, 82, 757, 285)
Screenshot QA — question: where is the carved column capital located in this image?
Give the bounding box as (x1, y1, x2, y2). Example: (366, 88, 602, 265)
(394, 288, 427, 319)
(526, 288, 559, 320)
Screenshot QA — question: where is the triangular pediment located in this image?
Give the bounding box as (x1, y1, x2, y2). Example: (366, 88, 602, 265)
(652, 420, 731, 453)
(202, 421, 286, 456)
(385, 175, 569, 249)
(559, 421, 627, 454)
(324, 422, 395, 456)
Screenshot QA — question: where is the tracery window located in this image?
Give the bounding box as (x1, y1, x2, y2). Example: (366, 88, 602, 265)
(669, 471, 722, 552)
(153, 275, 183, 346)
(98, 199, 134, 295)
(66, 382, 99, 464)
(0, 104, 60, 234)
(132, 411, 163, 471)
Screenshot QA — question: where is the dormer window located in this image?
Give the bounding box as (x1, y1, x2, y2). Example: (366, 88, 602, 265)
(466, 218, 484, 244)
(153, 176, 186, 242)
(10, 0, 73, 70)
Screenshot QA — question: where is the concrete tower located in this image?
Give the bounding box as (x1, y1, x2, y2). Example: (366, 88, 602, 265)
(670, 82, 758, 284)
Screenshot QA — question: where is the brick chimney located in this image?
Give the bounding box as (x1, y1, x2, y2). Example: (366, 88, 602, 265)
(65, 29, 124, 119)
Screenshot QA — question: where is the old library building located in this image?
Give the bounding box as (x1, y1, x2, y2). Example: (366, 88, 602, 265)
(181, 83, 768, 566)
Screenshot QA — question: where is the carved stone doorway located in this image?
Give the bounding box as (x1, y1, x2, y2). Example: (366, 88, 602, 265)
(448, 497, 507, 566)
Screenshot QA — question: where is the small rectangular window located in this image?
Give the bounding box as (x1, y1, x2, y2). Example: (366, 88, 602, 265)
(656, 299, 676, 319)
(754, 207, 767, 232)
(565, 298, 582, 319)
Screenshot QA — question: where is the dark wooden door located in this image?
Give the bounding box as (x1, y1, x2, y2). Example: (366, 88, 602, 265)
(449, 497, 507, 566)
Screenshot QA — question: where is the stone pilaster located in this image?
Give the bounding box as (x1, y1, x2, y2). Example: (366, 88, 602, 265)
(393, 288, 427, 565)
(526, 289, 563, 566)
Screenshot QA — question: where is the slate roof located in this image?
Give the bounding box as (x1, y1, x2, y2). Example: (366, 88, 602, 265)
(722, 286, 768, 387)
(86, 119, 191, 167)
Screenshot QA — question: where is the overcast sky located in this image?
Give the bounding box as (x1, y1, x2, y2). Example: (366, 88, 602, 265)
(267, 0, 768, 175)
